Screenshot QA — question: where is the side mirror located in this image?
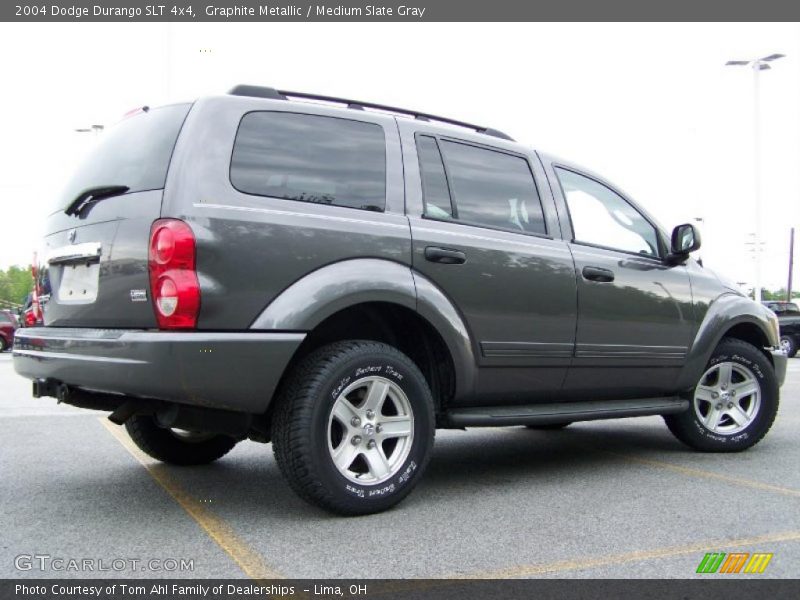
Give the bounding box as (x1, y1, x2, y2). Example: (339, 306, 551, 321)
(670, 223, 701, 257)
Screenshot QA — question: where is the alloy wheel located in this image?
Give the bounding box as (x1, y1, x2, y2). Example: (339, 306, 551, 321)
(327, 376, 414, 484)
(693, 361, 761, 435)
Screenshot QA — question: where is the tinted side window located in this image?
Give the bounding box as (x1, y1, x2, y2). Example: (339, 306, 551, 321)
(416, 136, 453, 219)
(231, 112, 386, 211)
(0, 313, 10, 324)
(439, 141, 546, 235)
(556, 168, 659, 257)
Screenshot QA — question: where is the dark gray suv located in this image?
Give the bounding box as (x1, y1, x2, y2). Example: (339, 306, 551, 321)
(14, 86, 787, 515)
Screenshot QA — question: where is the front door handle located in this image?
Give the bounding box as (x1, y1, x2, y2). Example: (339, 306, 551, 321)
(582, 266, 615, 282)
(425, 246, 466, 265)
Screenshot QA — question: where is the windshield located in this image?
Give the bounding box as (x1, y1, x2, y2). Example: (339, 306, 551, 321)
(52, 103, 191, 213)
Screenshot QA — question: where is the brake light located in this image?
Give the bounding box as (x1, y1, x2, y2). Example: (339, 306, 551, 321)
(148, 219, 200, 329)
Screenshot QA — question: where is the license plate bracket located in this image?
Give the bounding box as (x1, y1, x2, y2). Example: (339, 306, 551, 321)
(57, 263, 100, 304)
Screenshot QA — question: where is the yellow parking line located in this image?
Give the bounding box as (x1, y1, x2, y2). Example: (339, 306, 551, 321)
(99, 418, 282, 580)
(456, 530, 800, 578)
(605, 452, 800, 498)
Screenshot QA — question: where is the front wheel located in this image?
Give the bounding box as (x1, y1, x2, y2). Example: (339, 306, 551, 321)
(664, 338, 778, 452)
(272, 341, 435, 515)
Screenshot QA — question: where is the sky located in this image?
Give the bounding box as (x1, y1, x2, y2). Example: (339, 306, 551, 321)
(0, 22, 798, 290)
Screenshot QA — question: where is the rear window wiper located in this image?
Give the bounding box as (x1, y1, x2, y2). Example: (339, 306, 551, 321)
(64, 185, 130, 217)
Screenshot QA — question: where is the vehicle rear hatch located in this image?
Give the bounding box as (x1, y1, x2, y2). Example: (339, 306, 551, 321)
(39, 103, 190, 328)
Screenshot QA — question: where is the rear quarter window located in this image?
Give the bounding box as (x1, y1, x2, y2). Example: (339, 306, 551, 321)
(230, 112, 387, 212)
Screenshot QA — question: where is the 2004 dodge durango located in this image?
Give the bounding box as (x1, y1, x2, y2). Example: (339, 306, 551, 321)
(14, 86, 786, 515)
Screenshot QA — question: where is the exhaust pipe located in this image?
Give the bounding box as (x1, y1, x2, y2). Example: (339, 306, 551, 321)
(32, 380, 250, 436)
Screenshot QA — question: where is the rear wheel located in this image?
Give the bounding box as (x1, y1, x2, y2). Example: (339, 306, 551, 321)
(272, 341, 435, 516)
(124, 415, 238, 465)
(780, 335, 797, 358)
(0, 336, 7, 352)
(664, 338, 778, 452)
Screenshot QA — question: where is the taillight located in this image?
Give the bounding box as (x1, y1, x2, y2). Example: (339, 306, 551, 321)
(148, 219, 200, 329)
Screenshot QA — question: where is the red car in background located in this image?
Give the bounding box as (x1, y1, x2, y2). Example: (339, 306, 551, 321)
(0, 310, 19, 352)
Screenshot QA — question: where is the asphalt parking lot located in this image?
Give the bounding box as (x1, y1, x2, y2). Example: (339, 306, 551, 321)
(1, 351, 798, 580)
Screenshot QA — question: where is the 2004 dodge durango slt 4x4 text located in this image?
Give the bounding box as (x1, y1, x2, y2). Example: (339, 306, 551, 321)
(14, 86, 787, 515)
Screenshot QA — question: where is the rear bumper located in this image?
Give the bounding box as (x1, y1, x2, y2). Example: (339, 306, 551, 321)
(13, 328, 305, 413)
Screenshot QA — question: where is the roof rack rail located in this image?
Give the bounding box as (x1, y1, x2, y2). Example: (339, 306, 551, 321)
(227, 85, 514, 142)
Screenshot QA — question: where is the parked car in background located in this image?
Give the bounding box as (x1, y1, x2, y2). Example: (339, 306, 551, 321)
(773, 311, 800, 359)
(761, 302, 800, 357)
(19, 293, 43, 328)
(0, 310, 19, 351)
(762, 300, 800, 315)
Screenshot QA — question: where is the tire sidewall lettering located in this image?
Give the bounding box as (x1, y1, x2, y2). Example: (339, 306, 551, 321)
(315, 357, 429, 503)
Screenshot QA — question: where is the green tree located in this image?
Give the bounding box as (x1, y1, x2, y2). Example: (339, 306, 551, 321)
(0, 265, 33, 307)
(757, 288, 800, 302)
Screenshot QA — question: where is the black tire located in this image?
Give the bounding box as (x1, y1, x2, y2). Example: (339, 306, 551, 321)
(525, 422, 572, 430)
(0, 337, 7, 352)
(124, 415, 238, 465)
(781, 335, 797, 358)
(272, 340, 435, 516)
(664, 338, 778, 452)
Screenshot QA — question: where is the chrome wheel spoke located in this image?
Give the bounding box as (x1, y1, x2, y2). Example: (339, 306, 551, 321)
(362, 446, 391, 480)
(695, 385, 716, 403)
(331, 399, 359, 426)
(378, 415, 412, 440)
(332, 441, 359, 472)
(362, 379, 390, 414)
(731, 380, 758, 399)
(717, 362, 733, 388)
(726, 403, 751, 427)
(704, 407, 722, 430)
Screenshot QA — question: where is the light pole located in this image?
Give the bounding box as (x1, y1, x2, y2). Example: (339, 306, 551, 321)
(726, 53, 785, 303)
(725, 54, 785, 302)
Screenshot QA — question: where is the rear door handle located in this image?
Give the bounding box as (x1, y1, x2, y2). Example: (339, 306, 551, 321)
(424, 246, 466, 265)
(582, 266, 615, 282)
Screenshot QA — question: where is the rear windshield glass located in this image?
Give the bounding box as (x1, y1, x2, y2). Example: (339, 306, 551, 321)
(52, 103, 190, 213)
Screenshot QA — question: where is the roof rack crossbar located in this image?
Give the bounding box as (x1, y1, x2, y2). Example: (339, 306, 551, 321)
(226, 85, 513, 141)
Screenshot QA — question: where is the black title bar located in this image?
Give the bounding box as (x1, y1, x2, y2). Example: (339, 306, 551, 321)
(4, 579, 800, 600)
(4, 0, 800, 22)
